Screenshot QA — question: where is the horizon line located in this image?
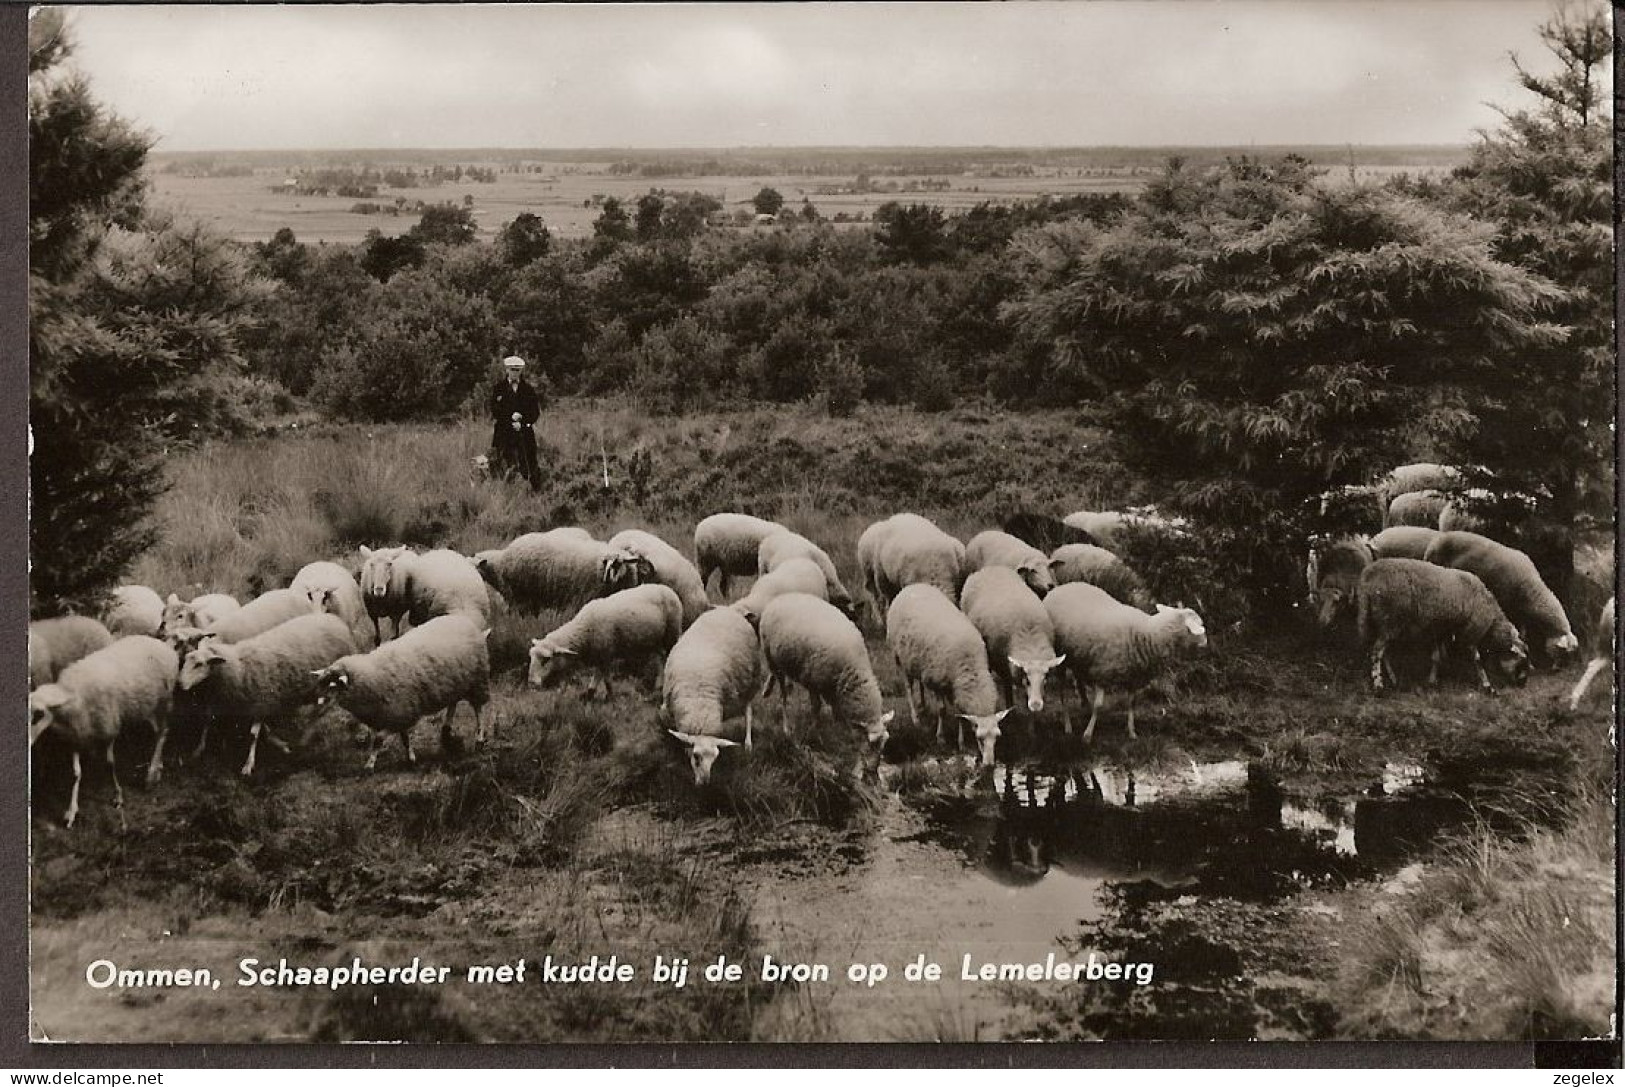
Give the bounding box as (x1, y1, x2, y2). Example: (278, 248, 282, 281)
(149, 141, 1475, 157)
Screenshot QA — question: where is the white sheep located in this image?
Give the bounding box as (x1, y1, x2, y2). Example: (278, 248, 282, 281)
(402, 549, 491, 630)
(202, 587, 320, 645)
(662, 607, 764, 785)
(1568, 597, 1615, 710)
(179, 612, 357, 776)
(757, 592, 894, 774)
(964, 530, 1057, 598)
(314, 614, 492, 770)
(1356, 558, 1529, 692)
(756, 530, 855, 616)
(159, 592, 240, 635)
(528, 583, 684, 698)
(1060, 509, 1188, 554)
(1384, 489, 1448, 530)
(960, 566, 1067, 717)
(290, 561, 369, 645)
(1423, 531, 1578, 667)
(730, 556, 828, 619)
(1048, 543, 1152, 611)
(694, 512, 786, 598)
(859, 513, 965, 624)
(103, 585, 164, 637)
(1044, 582, 1208, 741)
(472, 529, 626, 616)
(358, 544, 414, 642)
(1370, 525, 1440, 562)
(29, 635, 179, 828)
(605, 528, 712, 628)
(887, 583, 1013, 765)
(28, 615, 113, 690)
(1380, 462, 1461, 507)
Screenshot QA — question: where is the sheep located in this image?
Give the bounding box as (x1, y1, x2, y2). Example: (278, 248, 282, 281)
(472, 529, 626, 616)
(1380, 463, 1461, 506)
(1000, 512, 1096, 554)
(757, 592, 894, 774)
(179, 612, 357, 776)
(158, 592, 241, 636)
(28, 616, 113, 690)
(661, 607, 764, 785)
(1043, 582, 1208, 741)
(859, 513, 965, 624)
(1305, 535, 1375, 627)
(528, 583, 684, 699)
(1060, 509, 1189, 554)
(1423, 531, 1578, 667)
(1048, 543, 1152, 611)
(1568, 597, 1615, 710)
(358, 545, 414, 642)
(959, 567, 1066, 718)
(313, 614, 492, 770)
(28, 636, 178, 828)
(694, 512, 786, 598)
(1371, 525, 1440, 562)
(1355, 558, 1529, 693)
(965, 530, 1058, 598)
(290, 561, 369, 644)
(730, 556, 828, 619)
(605, 528, 712, 628)
(201, 587, 320, 645)
(1383, 489, 1448, 530)
(886, 584, 1014, 766)
(402, 548, 491, 630)
(756, 530, 856, 616)
(103, 585, 164, 637)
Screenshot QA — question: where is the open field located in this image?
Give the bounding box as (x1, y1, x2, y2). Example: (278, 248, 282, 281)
(30, 405, 1615, 1042)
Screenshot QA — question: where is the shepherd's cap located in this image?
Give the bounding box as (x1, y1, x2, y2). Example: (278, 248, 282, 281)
(502, 355, 526, 370)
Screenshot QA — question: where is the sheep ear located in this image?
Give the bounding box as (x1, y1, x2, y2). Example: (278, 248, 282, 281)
(994, 708, 1015, 723)
(715, 738, 739, 749)
(1155, 603, 1174, 614)
(880, 710, 896, 724)
(360, 545, 373, 559)
(1050, 654, 1067, 668)
(667, 729, 696, 747)
(480, 628, 492, 641)
(167, 593, 182, 605)
(554, 646, 578, 657)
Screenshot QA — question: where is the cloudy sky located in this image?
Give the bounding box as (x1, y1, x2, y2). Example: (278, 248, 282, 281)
(61, 2, 1557, 150)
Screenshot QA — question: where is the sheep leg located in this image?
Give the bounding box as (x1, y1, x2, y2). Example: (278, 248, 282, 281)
(402, 728, 417, 767)
(1427, 644, 1443, 686)
(191, 715, 213, 761)
(1124, 693, 1137, 741)
(364, 732, 382, 772)
(1368, 637, 1390, 691)
(106, 742, 126, 832)
(473, 702, 488, 746)
(145, 715, 168, 787)
(441, 703, 458, 751)
(1068, 671, 1090, 736)
(1469, 648, 1495, 695)
(64, 752, 82, 829)
(241, 725, 262, 777)
(745, 704, 754, 749)
(1571, 659, 1607, 709)
(1082, 687, 1105, 743)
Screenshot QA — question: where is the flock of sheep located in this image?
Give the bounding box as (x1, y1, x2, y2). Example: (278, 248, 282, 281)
(27, 461, 1614, 830)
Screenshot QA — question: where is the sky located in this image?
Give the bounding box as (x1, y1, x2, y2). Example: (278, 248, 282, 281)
(59, 2, 1561, 151)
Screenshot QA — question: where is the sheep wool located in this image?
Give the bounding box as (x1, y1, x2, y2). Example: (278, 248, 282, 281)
(1384, 489, 1448, 530)
(161, 592, 240, 634)
(203, 587, 320, 645)
(291, 561, 369, 645)
(1044, 581, 1208, 741)
(1356, 558, 1528, 693)
(960, 566, 1066, 717)
(731, 556, 828, 620)
(180, 612, 357, 776)
(1423, 531, 1577, 665)
(404, 549, 491, 630)
(606, 528, 712, 628)
(29, 635, 179, 827)
(758, 592, 893, 769)
(104, 585, 164, 637)
(1305, 536, 1374, 627)
(887, 583, 1012, 765)
(358, 545, 414, 642)
(861, 513, 965, 622)
(473, 529, 624, 615)
(1049, 543, 1153, 611)
(529, 583, 684, 697)
(315, 614, 492, 770)
(965, 530, 1057, 598)
(28, 615, 114, 690)
(756, 530, 854, 615)
(662, 607, 763, 785)
(1370, 526, 1440, 562)
(694, 512, 786, 598)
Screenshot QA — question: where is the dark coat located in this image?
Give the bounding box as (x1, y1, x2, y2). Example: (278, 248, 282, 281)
(490, 375, 543, 486)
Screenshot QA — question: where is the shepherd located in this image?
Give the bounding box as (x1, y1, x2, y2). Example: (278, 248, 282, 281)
(490, 354, 542, 491)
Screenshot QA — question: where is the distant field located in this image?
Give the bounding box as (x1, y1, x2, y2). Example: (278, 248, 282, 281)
(145, 151, 1461, 246)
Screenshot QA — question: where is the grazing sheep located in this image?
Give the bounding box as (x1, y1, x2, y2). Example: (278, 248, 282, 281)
(1048, 543, 1153, 611)
(202, 587, 320, 645)
(472, 529, 625, 616)
(605, 528, 712, 628)
(1305, 535, 1375, 627)
(887, 584, 1014, 766)
(1356, 558, 1529, 693)
(290, 561, 369, 644)
(1384, 489, 1449, 530)
(28, 636, 178, 828)
(959, 567, 1066, 719)
(314, 615, 492, 770)
(965, 530, 1058, 598)
(1371, 525, 1440, 562)
(28, 616, 113, 690)
(1000, 512, 1096, 554)
(1060, 509, 1190, 554)
(662, 607, 764, 784)
(1423, 531, 1578, 667)
(1043, 582, 1208, 741)
(694, 512, 786, 598)
(358, 545, 414, 642)
(403, 549, 491, 629)
(757, 592, 894, 775)
(756, 530, 855, 616)
(859, 513, 966, 624)
(731, 556, 828, 619)
(528, 583, 684, 698)
(1380, 463, 1461, 506)
(1568, 597, 1615, 710)
(159, 592, 240, 635)
(180, 613, 357, 776)
(103, 585, 164, 637)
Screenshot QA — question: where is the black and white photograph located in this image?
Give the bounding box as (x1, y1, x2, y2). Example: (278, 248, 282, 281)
(23, 1, 1619, 1051)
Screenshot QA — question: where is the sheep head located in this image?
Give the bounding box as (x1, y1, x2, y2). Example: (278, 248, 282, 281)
(1016, 559, 1056, 598)
(959, 707, 1014, 767)
(178, 642, 228, 691)
(527, 639, 578, 688)
(667, 729, 737, 786)
(1008, 655, 1066, 713)
(28, 685, 73, 747)
(311, 663, 351, 707)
